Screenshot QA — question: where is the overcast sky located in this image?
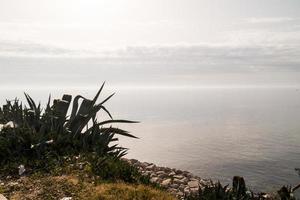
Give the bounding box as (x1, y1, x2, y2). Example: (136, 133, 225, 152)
(0, 0, 300, 88)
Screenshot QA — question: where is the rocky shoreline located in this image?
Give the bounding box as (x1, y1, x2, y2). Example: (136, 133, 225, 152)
(123, 158, 212, 199)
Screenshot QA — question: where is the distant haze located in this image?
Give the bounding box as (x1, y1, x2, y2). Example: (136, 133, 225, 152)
(0, 0, 300, 88)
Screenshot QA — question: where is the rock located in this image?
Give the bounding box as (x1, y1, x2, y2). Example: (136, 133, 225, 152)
(60, 198, 72, 200)
(179, 184, 186, 190)
(150, 177, 159, 183)
(4, 121, 17, 128)
(161, 179, 172, 187)
(145, 164, 155, 170)
(78, 163, 84, 170)
(143, 171, 152, 176)
(184, 186, 190, 194)
(176, 191, 184, 197)
(167, 188, 178, 194)
(190, 187, 199, 194)
(141, 162, 150, 167)
(173, 178, 184, 184)
(188, 180, 199, 188)
(156, 171, 167, 178)
(130, 159, 138, 164)
(18, 164, 26, 176)
(158, 173, 167, 179)
(169, 171, 176, 176)
(173, 175, 184, 179)
(163, 167, 172, 173)
(170, 183, 179, 189)
(8, 182, 18, 187)
(0, 194, 8, 200)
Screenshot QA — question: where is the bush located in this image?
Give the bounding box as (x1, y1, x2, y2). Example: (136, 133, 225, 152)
(89, 156, 151, 184)
(0, 83, 138, 172)
(186, 176, 254, 200)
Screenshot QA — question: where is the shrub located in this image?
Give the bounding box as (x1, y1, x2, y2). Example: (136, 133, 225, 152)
(0, 83, 138, 171)
(186, 176, 254, 200)
(89, 156, 151, 184)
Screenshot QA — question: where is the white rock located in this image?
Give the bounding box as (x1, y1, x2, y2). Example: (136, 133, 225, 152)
(150, 177, 159, 183)
(169, 171, 176, 176)
(156, 171, 165, 175)
(173, 175, 184, 179)
(184, 186, 190, 194)
(188, 180, 199, 188)
(4, 121, 17, 128)
(145, 164, 155, 170)
(161, 179, 172, 187)
(18, 164, 25, 176)
(173, 178, 184, 184)
(190, 187, 199, 194)
(60, 197, 72, 200)
(0, 194, 8, 200)
(176, 191, 184, 197)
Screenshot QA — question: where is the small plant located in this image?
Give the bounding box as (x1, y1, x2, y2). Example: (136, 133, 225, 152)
(186, 176, 254, 200)
(277, 186, 295, 200)
(0, 83, 138, 173)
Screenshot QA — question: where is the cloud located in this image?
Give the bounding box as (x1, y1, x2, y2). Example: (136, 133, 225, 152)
(1, 39, 300, 70)
(245, 17, 295, 24)
(0, 39, 97, 57)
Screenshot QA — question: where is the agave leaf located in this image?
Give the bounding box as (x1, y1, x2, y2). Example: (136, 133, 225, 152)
(62, 94, 72, 104)
(69, 95, 85, 122)
(99, 93, 115, 105)
(91, 82, 105, 105)
(24, 93, 37, 110)
(77, 99, 93, 116)
(97, 119, 139, 127)
(100, 127, 138, 138)
(53, 99, 70, 118)
(94, 104, 113, 119)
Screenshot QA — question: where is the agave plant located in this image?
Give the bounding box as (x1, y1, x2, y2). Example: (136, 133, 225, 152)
(0, 83, 138, 166)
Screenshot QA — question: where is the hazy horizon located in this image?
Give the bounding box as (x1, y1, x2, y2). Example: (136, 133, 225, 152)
(1, 0, 300, 89)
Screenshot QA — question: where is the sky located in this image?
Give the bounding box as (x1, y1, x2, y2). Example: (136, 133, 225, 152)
(0, 0, 300, 88)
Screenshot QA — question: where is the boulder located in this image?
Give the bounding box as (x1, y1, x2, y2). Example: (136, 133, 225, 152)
(168, 171, 176, 176)
(145, 164, 155, 170)
(150, 177, 159, 183)
(161, 178, 172, 187)
(188, 180, 199, 188)
(173, 175, 184, 179)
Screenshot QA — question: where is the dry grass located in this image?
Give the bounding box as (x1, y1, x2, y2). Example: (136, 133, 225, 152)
(2, 175, 176, 200)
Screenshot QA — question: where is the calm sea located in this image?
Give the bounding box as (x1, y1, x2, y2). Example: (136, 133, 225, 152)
(1, 86, 300, 192)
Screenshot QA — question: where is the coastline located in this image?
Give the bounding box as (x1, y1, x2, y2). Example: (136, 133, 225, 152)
(122, 158, 275, 200)
(123, 158, 210, 199)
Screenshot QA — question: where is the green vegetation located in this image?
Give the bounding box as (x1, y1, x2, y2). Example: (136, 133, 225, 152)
(1, 173, 175, 200)
(0, 83, 138, 174)
(0, 84, 173, 199)
(185, 176, 299, 200)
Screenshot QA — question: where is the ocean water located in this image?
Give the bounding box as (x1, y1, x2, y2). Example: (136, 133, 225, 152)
(1, 86, 300, 192)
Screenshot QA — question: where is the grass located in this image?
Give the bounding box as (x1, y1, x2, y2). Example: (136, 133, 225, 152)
(2, 174, 175, 200)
